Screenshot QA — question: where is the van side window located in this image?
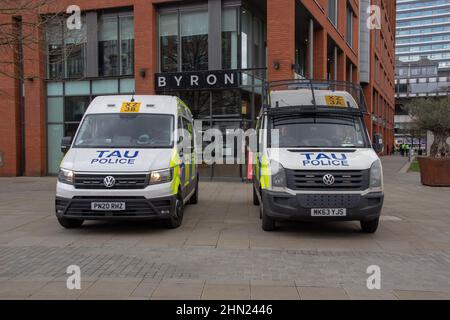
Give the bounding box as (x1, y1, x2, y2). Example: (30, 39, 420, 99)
(177, 116, 183, 145)
(182, 117, 194, 150)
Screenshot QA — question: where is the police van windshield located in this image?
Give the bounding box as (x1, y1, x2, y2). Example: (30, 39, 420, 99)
(271, 116, 369, 148)
(73, 114, 174, 148)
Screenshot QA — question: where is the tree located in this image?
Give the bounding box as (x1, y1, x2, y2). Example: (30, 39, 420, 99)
(0, 0, 60, 80)
(403, 98, 450, 158)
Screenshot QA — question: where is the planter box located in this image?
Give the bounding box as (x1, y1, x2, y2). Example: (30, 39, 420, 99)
(417, 157, 450, 187)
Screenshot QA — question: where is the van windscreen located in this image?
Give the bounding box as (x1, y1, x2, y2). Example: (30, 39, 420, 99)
(73, 114, 174, 148)
(271, 116, 369, 148)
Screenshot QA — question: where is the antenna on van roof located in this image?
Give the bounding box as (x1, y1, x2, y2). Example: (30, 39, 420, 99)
(131, 91, 135, 102)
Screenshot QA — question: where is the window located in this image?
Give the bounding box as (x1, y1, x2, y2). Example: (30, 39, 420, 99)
(120, 16, 134, 75)
(74, 114, 174, 148)
(98, 13, 134, 76)
(45, 16, 86, 79)
(328, 0, 338, 27)
(346, 5, 353, 48)
(65, 18, 87, 78)
(398, 67, 409, 77)
(411, 68, 421, 76)
(158, 10, 208, 72)
(159, 13, 179, 72)
(222, 7, 238, 69)
(181, 11, 208, 71)
(240, 9, 265, 71)
(271, 116, 369, 148)
(181, 117, 194, 149)
(46, 18, 64, 79)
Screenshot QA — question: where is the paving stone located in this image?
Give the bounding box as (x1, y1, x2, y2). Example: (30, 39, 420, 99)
(393, 290, 450, 300)
(297, 286, 349, 300)
(251, 285, 300, 300)
(0, 157, 449, 299)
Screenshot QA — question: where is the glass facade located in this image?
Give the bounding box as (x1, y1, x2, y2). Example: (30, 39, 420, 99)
(396, 0, 450, 70)
(157, 4, 266, 179)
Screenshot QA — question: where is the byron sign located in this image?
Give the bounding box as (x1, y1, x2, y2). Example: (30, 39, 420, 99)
(155, 70, 239, 91)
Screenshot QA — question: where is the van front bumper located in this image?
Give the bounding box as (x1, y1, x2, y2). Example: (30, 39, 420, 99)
(261, 190, 383, 222)
(55, 195, 176, 220)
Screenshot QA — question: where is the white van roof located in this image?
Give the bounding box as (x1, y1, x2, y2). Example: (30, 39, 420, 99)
(270, 89, 359, 109)
(86, 95, 184, 115)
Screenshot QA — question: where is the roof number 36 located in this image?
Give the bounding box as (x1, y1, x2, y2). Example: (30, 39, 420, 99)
(120, 102, 141, 113)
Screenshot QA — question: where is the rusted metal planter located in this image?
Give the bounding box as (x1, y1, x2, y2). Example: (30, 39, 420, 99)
(417, 157, 450, 187)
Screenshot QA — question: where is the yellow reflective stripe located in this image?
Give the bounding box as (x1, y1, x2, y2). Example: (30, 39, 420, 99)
(185, 155, 190, 186)
(260, 154, 270, 189)
(191, 152, 196, 180)
(254, 153, 260, 181)
(170, 150, 181, 195)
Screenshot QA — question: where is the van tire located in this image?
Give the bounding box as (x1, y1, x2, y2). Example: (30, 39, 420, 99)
(253, 185, 260, 206)
(189, 176, 199, 205)
(165, 193, 184, 229)
(261, 207, 275, 231)
(360, 218, 379, 233)
(57, 217, 84, 229)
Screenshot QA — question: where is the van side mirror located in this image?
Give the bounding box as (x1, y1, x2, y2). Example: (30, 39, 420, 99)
(61, 136, 72, 154)
(373, 133, 384, 154)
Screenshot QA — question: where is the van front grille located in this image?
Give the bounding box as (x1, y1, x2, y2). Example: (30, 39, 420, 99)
(286, 169, 369, 191)
(73, 174, 148, 189)
(56, 197, 174, 218)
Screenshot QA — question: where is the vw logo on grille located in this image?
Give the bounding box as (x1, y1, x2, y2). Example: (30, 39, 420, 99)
(322, 174, 335, 186)
(103, 176, 116, 188)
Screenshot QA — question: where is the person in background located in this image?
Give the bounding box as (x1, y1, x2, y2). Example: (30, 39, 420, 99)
(405, 143, 411, 158)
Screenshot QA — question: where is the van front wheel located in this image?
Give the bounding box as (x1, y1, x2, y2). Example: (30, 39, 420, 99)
(253, 186, 260, 206)
(165, 194, 184, 229)
(189, 176, 199, 205)
(360, 218, 379, 233)
(57, 217, 84, 229)
(261, 206, 275, 231)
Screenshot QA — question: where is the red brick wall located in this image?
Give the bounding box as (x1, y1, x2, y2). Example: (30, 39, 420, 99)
(0, 16, 21, 176)
(366, 0, 396, 154)
(267, 0, 296, 81)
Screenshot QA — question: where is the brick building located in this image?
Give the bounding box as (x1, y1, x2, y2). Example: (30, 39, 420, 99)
(0, 0, 396, 177)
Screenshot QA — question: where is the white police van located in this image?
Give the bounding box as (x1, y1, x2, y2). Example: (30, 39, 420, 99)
(56, 95, 198, 229)
(253, 80, 384, 233)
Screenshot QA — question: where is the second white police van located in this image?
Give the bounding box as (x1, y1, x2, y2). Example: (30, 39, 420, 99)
(253, 80, 384, 233)
(56, 95, 198, 229)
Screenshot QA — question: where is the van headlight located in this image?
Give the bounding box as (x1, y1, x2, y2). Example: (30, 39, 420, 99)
(369, 159, 383, 189)
(271, 161, 286, 188)
(149, 168, 173, 185)
(58, 168, 74, 185)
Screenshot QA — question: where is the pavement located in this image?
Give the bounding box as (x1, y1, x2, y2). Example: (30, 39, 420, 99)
(0, 156, 449, 300)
